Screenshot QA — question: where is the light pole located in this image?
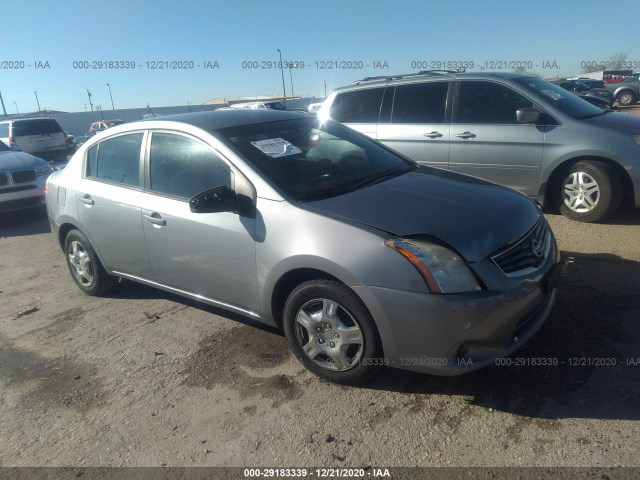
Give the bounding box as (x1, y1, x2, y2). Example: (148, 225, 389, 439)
(13, 102, 18, 114)
(288, 63, 295, 106)
(86, 89, 94, 111)
(277, 49, 287, 108)
(34, 91, 41, 112)
(107, 83, 115, 110)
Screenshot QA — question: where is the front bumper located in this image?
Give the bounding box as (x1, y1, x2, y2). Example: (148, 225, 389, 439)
(354, 263, 560, 376)
(0, 177, 47, 213)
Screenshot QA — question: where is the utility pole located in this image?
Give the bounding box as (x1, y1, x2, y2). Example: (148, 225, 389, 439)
(86, 89, 94, 111)
(0, 90, 7, 116)
(107, 83, 115, 110)
(277, 49, 287, 108)
(13, 102, 18, 114)
(34, 91, 41, 112)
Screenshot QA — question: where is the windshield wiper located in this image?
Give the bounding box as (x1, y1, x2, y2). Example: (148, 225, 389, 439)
(350, 166, 413, 190)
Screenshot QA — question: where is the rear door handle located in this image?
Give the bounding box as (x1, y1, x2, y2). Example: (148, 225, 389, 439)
(455, 131, 476, 139)
(143, 213, 166, 227)
(423, 131, 443, 139)
(79, 194, 94, 205)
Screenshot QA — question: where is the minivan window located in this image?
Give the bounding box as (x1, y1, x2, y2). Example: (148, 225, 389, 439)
(457, 81, 534, 124)
(149, 132, 231, 199)
(392, 82, 448, 123)
(329, 88, 384, 123)
(86, 133, 143, 187)
(0, 124, 9, 137)
(513, 77, 605, 119)
(12, 119, 63, 136)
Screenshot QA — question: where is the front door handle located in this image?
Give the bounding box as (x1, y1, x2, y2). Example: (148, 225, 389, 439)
(143, 213, 166, 226)
(79, 194, 94, 205)
(455, 131, 477, 139)
(423, 131, 443, 139)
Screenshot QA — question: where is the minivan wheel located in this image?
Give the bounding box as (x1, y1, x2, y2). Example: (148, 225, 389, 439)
(558, 161, 622, 222)
(64, 229, 118, 295)
(617, 90, 637, 107)
(283, 280, 383, 385)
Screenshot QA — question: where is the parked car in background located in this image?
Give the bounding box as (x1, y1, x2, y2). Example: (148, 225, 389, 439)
(87, 119, 126, 138)
(0, 117, 73, 161)
(45, 110, 560, 384)
(225, 101, 286, 110)
(320, 71, 640, 222)
(549, 79, 614, 108)
(0, 140, 54, 213)
(571, 78, 607, 90)
(603, 77, 640, 106)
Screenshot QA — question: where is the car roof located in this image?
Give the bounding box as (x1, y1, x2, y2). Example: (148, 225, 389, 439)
(0, 117, 58, 123)
(138, 109, 307, 131)
(334, 71, 534, 91)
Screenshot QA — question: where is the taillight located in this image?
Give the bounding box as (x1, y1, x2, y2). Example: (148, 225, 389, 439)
(9, 136, 16, 146)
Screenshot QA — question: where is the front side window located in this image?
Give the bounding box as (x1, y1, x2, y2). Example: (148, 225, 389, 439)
(457, 81, 534, 124)
(391, 82, 448, 123)
(329, 88, 384, 123)
(85, 132, 143, 187)
(149, 132, 231, 199)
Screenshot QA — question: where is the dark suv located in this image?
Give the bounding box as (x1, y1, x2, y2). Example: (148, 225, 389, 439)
(319, 71, 640, 222)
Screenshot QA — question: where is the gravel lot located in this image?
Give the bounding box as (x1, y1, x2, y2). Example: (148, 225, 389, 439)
(1, 107, 639, 469)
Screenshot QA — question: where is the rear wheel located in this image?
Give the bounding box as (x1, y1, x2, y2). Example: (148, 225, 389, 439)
(283, 280, 383, 384)
(617, 90, 637, 107)
(557, 160, 622, 222)
(64, 229, 118, 295)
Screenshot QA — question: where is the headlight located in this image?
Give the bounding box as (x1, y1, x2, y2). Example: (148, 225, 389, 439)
(385, 239, 481, 294)
(36, 164, 54, 177)
(633, 135, 640, 147)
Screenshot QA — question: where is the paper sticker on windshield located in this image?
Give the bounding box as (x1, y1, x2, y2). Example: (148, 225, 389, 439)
(540, 89, 563, 100)
(251, 138, 302, 158)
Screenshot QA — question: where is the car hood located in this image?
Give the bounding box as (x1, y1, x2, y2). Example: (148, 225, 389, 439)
(0, 151, 48, 170)
(305, 167, 542, 263)
(583, 111, 640, 133)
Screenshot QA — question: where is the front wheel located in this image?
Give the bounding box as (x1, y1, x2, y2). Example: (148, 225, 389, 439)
(64, 229, 118, 295)
(557, 160, 622, 222)
(283, 280, 383, 385)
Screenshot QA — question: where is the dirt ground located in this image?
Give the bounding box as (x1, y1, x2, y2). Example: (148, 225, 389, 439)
(1, 109, 639, 469)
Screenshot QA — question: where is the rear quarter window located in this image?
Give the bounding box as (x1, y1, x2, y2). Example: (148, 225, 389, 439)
(0, 124, 9, 137)
(329, 88, 384, 123)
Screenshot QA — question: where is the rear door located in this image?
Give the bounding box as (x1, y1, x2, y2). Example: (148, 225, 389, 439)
(448, 80, 544, 196)
(76, 131, 151, 276)
(327, 87, 385, 139)
(376, 81, 451, 169)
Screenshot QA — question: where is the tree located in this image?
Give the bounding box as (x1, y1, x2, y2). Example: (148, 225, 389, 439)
(583, 52, 628, 73)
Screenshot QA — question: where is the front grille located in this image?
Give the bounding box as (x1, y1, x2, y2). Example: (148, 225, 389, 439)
(0, 174, 8, 186)
(492, 219, 550, 274)
(11, 169, 37, 183)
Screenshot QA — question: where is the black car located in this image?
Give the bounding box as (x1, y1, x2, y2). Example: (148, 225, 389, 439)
(550, 79, 614, 108)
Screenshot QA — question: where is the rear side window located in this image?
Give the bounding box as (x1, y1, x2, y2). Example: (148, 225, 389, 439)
(149, 132, 231, 199)
(12, 119, 63, 136)
(391, 82, 448, 123)
(86, 133, 143, 187)
(457, 81, 534, 124)
(329, 88, 384, 123)
(0, 123, 9, 137)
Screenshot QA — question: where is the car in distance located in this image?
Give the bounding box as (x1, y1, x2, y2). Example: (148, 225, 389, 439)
(87, 119, 126, 138)
(319, 71, 640, 222)
(0, 140, 54, 213)
(549, 79, 614, 108)
(46, 110, 560, 384)
(0, 117, 73, 161)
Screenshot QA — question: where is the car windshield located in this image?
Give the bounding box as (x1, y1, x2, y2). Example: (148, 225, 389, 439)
(216, 117, 415, 200)
(514, 77, 606, 119)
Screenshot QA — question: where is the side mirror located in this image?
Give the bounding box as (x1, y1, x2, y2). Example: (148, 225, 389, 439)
(516, 108, 541, 124)
(189, 185, 254, 217)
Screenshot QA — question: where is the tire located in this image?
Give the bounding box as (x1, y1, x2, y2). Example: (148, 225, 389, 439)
(617, 90, 637, 107)
(64, 229, 118, 295)
(283, 280, 383, 385)
(557, 160, 622, 222)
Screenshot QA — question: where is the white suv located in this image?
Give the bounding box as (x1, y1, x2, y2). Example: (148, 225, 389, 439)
(0, 117, 72, 161)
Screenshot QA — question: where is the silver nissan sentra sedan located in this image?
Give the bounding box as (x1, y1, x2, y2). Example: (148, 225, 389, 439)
(46, 110, 560, 384)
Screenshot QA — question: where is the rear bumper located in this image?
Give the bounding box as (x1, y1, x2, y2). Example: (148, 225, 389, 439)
(354, 263, 560, 376)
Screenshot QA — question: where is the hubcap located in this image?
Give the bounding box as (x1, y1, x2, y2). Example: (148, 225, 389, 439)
(562, 171, 600, 213)
(294, 298, 364, 372)
(68, 241, 94, 287)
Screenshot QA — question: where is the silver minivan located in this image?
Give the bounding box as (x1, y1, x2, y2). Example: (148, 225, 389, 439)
(320, 72, 640, 222)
